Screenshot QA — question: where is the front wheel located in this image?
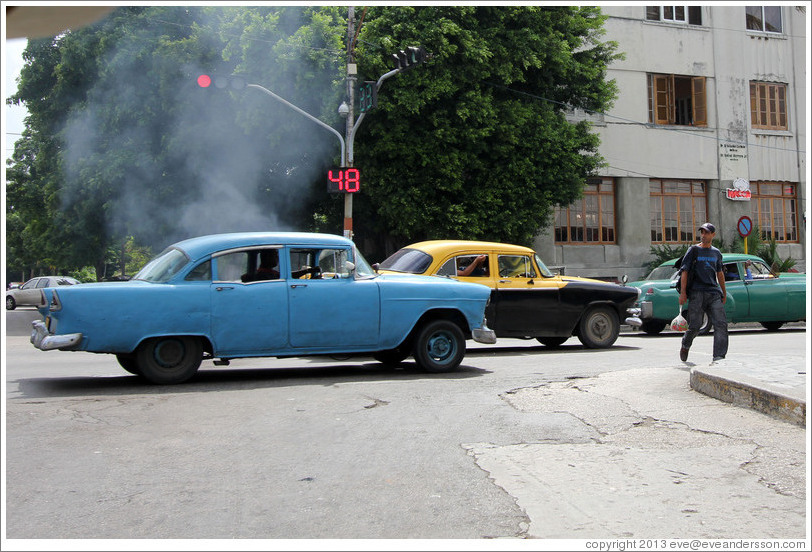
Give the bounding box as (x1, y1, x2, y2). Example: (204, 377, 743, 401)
(760, 321, 784, 331)
(136, 336, 203, 384)
(577, 306, 620, 348)
(413, 320, 465, 373)
(682, 310, 711, 335)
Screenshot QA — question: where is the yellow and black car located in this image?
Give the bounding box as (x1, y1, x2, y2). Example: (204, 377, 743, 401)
(376, 240, 640, 348)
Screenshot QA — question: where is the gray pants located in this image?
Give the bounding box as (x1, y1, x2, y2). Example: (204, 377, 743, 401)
(681, 289, 728, 359)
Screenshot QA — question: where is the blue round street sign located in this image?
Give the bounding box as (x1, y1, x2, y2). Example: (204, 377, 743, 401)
(738, 216, 753, 237)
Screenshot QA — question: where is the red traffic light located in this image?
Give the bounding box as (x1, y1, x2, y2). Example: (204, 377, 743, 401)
(197, 74, 212, 88)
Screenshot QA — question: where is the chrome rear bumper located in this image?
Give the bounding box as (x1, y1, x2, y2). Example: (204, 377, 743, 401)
(31, 320, 82, 351)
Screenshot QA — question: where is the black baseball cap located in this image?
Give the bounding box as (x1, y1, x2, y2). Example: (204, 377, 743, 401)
(699, 222, 716, 233)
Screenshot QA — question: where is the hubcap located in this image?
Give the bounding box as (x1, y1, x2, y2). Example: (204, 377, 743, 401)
(427, 332, 456, 362)
(153, 339, 185, 368)
(590, 315, 610, 340)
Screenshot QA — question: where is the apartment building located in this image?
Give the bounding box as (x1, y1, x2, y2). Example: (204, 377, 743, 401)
(533, 5, 807, 281)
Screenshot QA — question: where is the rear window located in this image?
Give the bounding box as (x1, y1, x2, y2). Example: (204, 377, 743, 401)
(378, 248, 433, 274)
(647, 266, 678, 281)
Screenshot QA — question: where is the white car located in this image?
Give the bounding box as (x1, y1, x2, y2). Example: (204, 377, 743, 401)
(6, 276, 80, 310)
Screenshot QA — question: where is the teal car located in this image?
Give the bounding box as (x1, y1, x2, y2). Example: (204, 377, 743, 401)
(625, 253, 805, 335)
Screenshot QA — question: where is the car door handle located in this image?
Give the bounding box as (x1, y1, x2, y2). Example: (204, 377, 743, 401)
(499, 279, 511, 284)
(215, 286, 234, 291)
(290, 284, 308, 289)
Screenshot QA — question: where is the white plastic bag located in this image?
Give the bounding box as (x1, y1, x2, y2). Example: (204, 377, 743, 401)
(670, 312, 688, 332)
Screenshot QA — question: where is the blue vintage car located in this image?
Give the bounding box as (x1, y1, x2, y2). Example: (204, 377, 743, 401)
(31, 232, 496, 383)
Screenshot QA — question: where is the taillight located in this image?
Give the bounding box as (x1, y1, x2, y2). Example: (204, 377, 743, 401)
(49, 290, 62, 311)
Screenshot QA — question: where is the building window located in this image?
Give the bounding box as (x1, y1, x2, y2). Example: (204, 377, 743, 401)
(752, 182, 799, 242)
(750, 82, 788, 130)
(555, 178, 616, 244)
(650, 180, 707, 243)
(646, 6, 702, 25)
(648, 74, 707, 126)
(746, 6, 783, 33)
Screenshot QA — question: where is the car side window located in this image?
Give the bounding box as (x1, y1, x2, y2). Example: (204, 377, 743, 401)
(35, 278, 50, 288)
(749, 260, 774, 279)
(185, 260, 212, 281)
(215, 252, 250, 282)
(723, 263, 740, 281)
(439, 255, 489, 277)
(317, 248, 354, 279)
(21, 279, 37, 290)
(498, 255, 536, 278)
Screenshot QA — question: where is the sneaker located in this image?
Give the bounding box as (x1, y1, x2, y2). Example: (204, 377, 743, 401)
(680, 347, 689, 362)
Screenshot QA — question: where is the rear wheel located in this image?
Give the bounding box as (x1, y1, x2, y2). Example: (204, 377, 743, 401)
(116, 353, 141, 375)
(682, 310, 712, 335)
(537, 337, 568, 348)
(577, 306, 619, 348)
(373, 344, 411, 366)
(136, 336, 203, 384)
(6, 296, 16, 310)
(760, 321, 784, 331)
(413, 320, 465, 373)
(640, 321, 666, 335)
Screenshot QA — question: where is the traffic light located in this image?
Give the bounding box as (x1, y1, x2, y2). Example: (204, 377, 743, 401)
(196, 74, 247, 91)
(358, 81, 377, 113)
(391, 46, 428, 71)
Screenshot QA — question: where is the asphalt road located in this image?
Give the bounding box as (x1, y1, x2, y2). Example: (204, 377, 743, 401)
(3, 308, 808, 541)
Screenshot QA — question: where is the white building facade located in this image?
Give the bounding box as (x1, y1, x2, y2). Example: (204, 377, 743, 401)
(533, 5, 807, 281)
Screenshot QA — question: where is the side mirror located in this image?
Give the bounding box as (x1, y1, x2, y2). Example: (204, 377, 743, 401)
(345, 262, 355, 274)
(372, 262, 380, 273)
(622, 275, 629, 285)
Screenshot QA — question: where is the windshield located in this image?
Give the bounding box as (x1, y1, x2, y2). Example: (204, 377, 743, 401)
(378, 248, 433, 274)
(647, 265, 679, 281)
(133, 248, 190, 283)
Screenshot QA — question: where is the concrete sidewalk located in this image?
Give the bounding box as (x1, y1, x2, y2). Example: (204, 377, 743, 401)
(690, 356, 806, 426)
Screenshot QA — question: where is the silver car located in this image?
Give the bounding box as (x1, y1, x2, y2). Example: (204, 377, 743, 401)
(6, 276, 80, 310)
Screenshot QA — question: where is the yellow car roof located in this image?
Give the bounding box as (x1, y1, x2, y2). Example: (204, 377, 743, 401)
(404, 240, 536, 257)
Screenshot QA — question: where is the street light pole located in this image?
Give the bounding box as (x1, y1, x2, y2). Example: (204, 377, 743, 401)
(344, 6, 356, 239)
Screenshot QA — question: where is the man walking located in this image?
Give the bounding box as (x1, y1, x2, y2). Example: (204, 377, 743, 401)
(678, 222, 728, 363)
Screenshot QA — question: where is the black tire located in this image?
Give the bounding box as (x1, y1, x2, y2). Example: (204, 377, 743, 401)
(760, 321, 784, 331)
(135, 336, 203, 384)
(537, 336, 568, 348)
(577, 306, 620, 348)
(373, 344, 411, 365)
(116, 353, 141, 375)
(6, 295, 16, 310)
(640, 321, 666, 335)
(412, 320, 465, 373)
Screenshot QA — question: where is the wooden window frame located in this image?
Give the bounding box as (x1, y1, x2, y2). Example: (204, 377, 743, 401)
(650, 179, 707, 243)
(750, 82, 788, 130)
(648, 74, 707, 127)
(751, 182, 799, 243)
(554, 178, 616, 244)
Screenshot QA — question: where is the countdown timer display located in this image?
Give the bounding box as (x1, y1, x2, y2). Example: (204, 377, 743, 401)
(327, 167, 360, 193)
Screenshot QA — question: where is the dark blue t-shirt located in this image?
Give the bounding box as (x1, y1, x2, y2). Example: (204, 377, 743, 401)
(681, 245, 723, 294)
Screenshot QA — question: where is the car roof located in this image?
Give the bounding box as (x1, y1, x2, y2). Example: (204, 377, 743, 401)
(402, 240, 536, 257)
(660, 252, 767, 267)
(171, 232, 354, 261)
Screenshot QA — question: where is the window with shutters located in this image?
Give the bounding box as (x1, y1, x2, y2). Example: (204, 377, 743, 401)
(648, 74, 707, 127)
(750, 82, 788, 131)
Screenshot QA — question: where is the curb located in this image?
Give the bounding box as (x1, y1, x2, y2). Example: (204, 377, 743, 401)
(690, 366, 806, 427)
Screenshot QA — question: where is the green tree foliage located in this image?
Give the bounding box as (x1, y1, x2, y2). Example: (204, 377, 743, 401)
(351, 6, 619, 256)
(6, 6, 619, 275)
